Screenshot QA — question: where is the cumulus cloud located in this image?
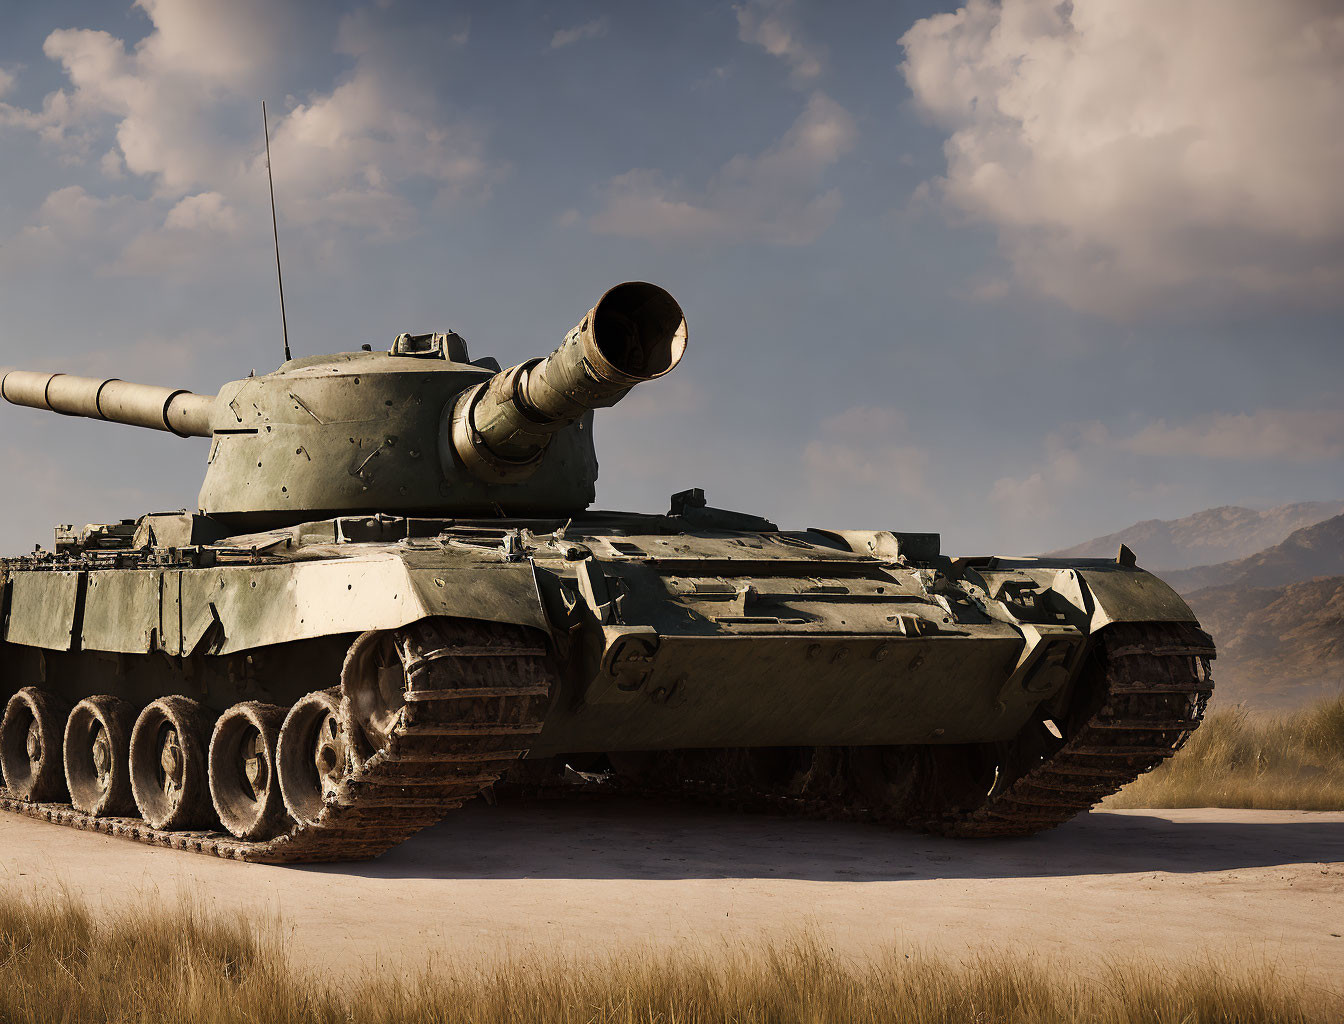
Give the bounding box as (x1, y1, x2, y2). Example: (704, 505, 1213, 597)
(1115, 409, 1344, 462)
(0, 186, 135, 269)
(988, 471, 1046, 521)
(590, 92, 855, 245)
(802, 405, 929, 498)
(27, 19, 264, 189)
(260, 68, 491, 235)
(0, 0, 494, 268)
(736, 0, 825, 82)
(134, 0, 293, 84)
(900, 0, 1344, 316)
(988, 426, 1092, 521)
(989, 406, 1344, 533)
(117, 192, 247, 275)
(551, 18, 608, 49)
(162, 192, 239, 233)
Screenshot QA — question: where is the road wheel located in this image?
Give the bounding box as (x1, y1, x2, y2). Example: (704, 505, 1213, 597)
(130, 696, 216, 831)
(64, 695, 137, 816)
(210, 702, 291, 841)
(276, 689, 347, 827)
(1, 687, 71, 802)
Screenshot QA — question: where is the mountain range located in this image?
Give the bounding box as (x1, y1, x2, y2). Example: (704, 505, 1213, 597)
(1162, 514, 1344, 593)
(1054, 506, 1344, 710)
(1046, 501, 1344, 570)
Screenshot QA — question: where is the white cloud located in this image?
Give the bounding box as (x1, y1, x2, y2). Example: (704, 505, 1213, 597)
(116, 191, 246, 275)
(163, 191, 239, 233)
(260, 68, 492, 236)
(988, 426, 1091, 521)
(802, 405, 929, 498)
(1115, 409, 1344, 462)
(736, 0, 825, 83)
(900, 0, 1344, 316)
(0, 0, 495, 268)
(590, 92, 855, 245)
(0, 186, 137, 269)
(0, 67, 15, 98)
(99, 148, 126, 178)
(551, 19, 608, 49)
(133, 0, 292, 84)
(32, 24, 247, 191)
(0, 183, 242, 278)
(988, 471, 1045, 520)
(33, 184, 127, 235)
(988, 405, 1344, 536)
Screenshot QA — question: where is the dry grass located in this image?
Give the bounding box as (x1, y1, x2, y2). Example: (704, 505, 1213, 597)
(1, 887, 1340, 1023)
(1107, 693, 1344, 810)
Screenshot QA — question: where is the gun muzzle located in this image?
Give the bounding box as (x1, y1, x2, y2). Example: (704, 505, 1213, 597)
(1, 371, 215, 437)
(450, 281, 686, 482)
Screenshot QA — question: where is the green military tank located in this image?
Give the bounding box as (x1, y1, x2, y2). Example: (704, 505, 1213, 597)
(0, 282, 1214, 862)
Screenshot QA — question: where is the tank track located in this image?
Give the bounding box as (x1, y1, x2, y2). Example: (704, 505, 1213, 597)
(0, 619, 555, 863)
(915, 622, 1214, 836)
(602, 622, 1214, 837)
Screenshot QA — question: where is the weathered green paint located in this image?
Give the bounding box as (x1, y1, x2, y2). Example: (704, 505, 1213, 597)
(0, 281, 1207, 758)
(200, 359, 600, 526)
(26, 555, 549, 658)
(4, 572, 80, 651)
(82, 570, 157, 653)
(1069, 566, 1195, 630)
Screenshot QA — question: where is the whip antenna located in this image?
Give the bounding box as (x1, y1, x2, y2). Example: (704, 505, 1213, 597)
(262, 101, 292, 363)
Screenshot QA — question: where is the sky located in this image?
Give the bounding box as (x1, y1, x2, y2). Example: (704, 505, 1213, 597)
(0, 0, 1340, 556)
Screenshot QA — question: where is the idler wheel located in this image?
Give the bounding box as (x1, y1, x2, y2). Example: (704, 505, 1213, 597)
(130, 696, 217, 831)
(1, 687, 71, 802)
(209, 702, 291, 841)
(276, 689, 348, 827)
(64, 695, 137, 816)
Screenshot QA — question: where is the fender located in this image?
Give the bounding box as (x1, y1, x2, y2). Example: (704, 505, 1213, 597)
(5, 555, 550, 657)
(181, 554, 551, 655)
(1050, 564, 1196, 633)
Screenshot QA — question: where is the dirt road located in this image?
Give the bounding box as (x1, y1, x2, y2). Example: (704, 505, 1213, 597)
(3, 800, 1340, 982)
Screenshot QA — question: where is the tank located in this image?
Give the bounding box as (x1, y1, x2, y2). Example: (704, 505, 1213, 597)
(0, 281, 1215, 862)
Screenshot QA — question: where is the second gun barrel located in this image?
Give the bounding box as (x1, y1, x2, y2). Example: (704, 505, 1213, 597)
(0, 371, 215, 437)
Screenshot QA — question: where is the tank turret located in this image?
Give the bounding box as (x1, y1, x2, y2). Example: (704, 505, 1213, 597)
(0, 281, 686, 528)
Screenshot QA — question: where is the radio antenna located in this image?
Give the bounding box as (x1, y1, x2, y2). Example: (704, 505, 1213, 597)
(262, 101, 292, 363)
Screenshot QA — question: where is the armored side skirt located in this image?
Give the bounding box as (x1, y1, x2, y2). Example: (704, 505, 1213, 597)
(531, 629, 1027, 754)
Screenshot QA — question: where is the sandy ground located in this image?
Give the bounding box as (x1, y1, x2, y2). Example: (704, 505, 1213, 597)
(2, 799, 1341, 984)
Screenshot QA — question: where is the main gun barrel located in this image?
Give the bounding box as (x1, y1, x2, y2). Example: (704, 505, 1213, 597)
(1, 371, 215, 437)
(449, 281, 686, 482)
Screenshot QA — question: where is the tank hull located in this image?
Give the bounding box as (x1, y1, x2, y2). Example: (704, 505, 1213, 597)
(0, 510, 1215, 861)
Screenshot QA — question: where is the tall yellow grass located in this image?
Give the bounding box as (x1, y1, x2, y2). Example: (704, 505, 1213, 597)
(1107, 693, 1344, 809)
(0, 887, 1339, 1024)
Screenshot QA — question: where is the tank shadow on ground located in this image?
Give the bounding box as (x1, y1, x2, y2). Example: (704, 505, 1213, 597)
(298, 797, 1344, 883)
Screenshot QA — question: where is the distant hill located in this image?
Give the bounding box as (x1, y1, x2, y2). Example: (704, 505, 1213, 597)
(1050, 502, 1344, 710)
(1186, 575, 1344, 710)
(1163, 515, 1344, 593)
(1046, 501, 1344, 571)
